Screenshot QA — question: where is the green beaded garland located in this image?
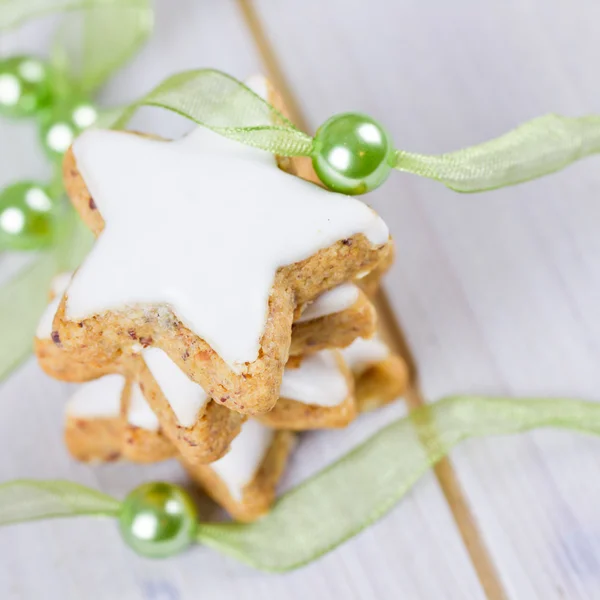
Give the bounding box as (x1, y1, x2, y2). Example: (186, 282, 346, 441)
(312, 112, 395, 195)
(0, 56, 54, 119)
(38, 98, 98, 161)
(0, 182, 57, 250)
(119, 482, 199, 559)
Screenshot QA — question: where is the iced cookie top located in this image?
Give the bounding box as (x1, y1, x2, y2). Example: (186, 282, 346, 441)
(210, 419, 274, 500)
(67, 375, 160, 432)
(143, 348, 209, 427)
(341, 337, 390, 375)
(279, 350, 349, 407)
(66, 374, 124, 419)
(296, 283, 360, 323)
(126, 382, 160, 431)
(65, 112, 388, 371)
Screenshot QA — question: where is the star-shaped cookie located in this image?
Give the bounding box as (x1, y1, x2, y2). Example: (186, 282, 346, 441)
(57, 77, 392, 414)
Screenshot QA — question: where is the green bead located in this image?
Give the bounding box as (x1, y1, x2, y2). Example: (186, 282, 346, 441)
(0, 56, 54, 119)
(119, 482, 198, 559)
(312, 112, 394, 195)
(38, 98, 98, 161)
(0, 182, 57, 250)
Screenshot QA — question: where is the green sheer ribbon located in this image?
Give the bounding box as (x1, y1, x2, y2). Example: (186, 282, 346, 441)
(112, 69, 600, 193)
(0, 479, 120, 524)
(113, 70, 314, 155)
(0, 0, 152, 93)
(1, 395, 599, 570)
(0, 0, 151, 379)
(0, 214, 92, 380)
(394, 115, 600, 192)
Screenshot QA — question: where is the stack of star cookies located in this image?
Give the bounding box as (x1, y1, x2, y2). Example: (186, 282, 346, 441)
(33, 76, 409, 522)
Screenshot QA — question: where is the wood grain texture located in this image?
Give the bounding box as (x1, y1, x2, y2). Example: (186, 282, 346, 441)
(0, 1, 485, 598)
(251, 0, 600, 598)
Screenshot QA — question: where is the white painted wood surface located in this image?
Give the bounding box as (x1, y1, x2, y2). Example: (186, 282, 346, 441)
(0, 2, 487, 599)
(253, 0, 600, 598)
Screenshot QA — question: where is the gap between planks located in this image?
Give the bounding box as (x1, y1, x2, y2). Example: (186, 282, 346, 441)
(236, 1, 508, 598)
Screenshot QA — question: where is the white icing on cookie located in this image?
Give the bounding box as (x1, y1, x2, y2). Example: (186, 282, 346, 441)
(341, 337, 390, 375)
(66, 374, 124, 419)
(296, 283, 360, 323)
(36, 271, 73, 339)
(127, 382, 160, 431)
(210, 420, 274, 501)
(66, 78, 388, 370)
(280, 350, 349, 407)
(143, 348, 209, 427)
(50, 272, 72, 297)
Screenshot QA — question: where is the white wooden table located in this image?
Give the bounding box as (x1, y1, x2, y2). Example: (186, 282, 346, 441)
(1, 1, 599, 598)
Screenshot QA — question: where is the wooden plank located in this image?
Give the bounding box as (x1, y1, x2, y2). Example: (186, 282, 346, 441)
(250, 0, 600, 598)
(0, 1, 485, 598)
